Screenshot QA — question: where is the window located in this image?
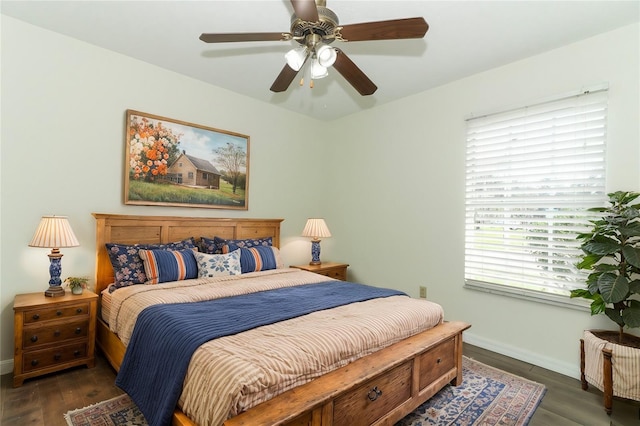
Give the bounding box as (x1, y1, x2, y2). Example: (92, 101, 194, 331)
(464, 86, 608, 306)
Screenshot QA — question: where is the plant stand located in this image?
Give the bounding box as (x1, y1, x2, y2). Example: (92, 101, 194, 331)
(580, 330, 640, 414)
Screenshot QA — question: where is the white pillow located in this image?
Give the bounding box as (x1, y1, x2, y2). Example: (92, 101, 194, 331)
(195, 249, 242, 278)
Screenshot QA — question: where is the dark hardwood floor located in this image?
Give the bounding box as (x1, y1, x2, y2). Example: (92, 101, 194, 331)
(2, 344, 639, 425)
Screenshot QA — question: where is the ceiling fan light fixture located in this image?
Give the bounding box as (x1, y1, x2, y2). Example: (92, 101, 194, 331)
(285, 46, 307, 71)
(310, 59, 328, 79)
(316, 44, 337, 67)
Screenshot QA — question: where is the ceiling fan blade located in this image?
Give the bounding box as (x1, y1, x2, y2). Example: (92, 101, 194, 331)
(338, 17, 428, 41)
(199, 32, 288, 43)
(270, 64, 300, 93)
(332, 49, 377, 96)
(290, 0, 319, 22)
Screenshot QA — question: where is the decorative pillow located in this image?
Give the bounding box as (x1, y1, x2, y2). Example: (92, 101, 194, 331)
(201, 236, 272, 254)
(194, 249, 242, 278)
(106, 238, 196, 288)
(228, 245, 279, 273)
(138, 248, 198, 284)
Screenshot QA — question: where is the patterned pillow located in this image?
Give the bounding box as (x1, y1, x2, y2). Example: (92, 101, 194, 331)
(106, 238, 196, 289)
(228, 245, 279, 273)
(201, 236, 272, 254)
(138, 248, 199, 284)
(194, 249, 242, 278)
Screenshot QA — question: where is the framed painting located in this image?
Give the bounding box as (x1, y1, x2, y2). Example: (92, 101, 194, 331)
(124, 110, 249, 210)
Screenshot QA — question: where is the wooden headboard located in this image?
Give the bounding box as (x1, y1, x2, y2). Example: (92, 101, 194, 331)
(93, 213, 283, 294)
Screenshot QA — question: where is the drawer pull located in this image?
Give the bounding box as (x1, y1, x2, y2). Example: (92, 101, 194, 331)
(74, 350, 81, 357)
(54, 330, 61, 337)
(76, 308, 83, 314)
(75, 327, 82, 334)
(32, 314, 40, 320)
(56, 310, 62, 316)
(54, 354, 61, 361)
(31, 359, 39, 366)
(367, 386, 383, 401)
(437, 358, 442, 364)
(30, 335, 38, 343)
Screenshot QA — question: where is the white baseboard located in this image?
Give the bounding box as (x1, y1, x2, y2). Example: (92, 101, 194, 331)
(1, 333, 580, 381)
(1, 358, 14, 376)
(463, 331, 580, 380)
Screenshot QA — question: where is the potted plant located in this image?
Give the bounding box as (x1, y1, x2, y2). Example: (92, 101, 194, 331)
(570, 190, 640, 412)
(64, 276, 89, 295)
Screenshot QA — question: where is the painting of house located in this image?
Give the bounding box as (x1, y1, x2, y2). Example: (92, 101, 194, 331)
(167, 151, 221, 189)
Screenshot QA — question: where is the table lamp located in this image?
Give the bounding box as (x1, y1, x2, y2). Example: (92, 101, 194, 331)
(301, 218, 331, 265)
(29, 215, 80, 297)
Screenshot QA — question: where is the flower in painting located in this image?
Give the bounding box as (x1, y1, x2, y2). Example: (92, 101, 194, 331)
(128, 115, 182, 181)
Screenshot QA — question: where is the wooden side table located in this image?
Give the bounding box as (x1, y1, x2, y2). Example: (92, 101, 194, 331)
(13, 290, 98, 387)
(290, 262, 349, 281)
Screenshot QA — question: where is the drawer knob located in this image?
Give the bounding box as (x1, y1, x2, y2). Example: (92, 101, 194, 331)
(32, 314, 40, 320)
(56, 310, 62, 316)
(54, 354, 61, 361)
(30, 335, 38, 343)
(75, 327, 82, 334)
(76, 308, 83, 314)
(74, 350, 81, 357)
(437, 358, 442, 364)
(54, 330, 61, 337)
(367, 386, 383, 401)
(31, 359, 39, 366)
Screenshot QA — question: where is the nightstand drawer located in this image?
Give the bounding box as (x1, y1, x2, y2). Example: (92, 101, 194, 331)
(23, 302, 90, 324)
(22, 319, 89, 349)
(22, 342, 88, 373)
(319, 268, 347, 281)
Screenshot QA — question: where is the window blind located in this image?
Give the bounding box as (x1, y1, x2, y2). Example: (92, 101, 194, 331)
(464, 88, 608, 298)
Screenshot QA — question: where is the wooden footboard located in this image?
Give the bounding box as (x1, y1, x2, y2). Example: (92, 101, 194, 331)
(97, 319, 470, 426)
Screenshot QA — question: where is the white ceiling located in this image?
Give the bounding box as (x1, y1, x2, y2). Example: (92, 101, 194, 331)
(2, 1, 639, 121)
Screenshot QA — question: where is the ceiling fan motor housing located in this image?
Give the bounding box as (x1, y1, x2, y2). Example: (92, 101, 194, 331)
(290, 6, 339, 46)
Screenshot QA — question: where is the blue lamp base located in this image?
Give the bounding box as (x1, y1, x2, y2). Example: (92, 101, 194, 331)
(45, 250, 65, 297)
(309, 239, 322, 265)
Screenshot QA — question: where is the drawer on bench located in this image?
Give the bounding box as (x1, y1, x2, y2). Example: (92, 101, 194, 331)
(333, 361, 413, 426)
(418, 337, 455, 389)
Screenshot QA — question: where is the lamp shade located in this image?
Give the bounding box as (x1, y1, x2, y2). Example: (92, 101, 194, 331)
(29, 216, 80, 248)
(301, 218, 332, 239)
(285, 46, 308, 71)
(316, 44, 337, 67)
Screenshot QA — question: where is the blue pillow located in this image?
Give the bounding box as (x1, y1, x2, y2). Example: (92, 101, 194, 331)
(201, 236, 272, 254)
(106, 238, 197, 288)
(232, 246, 278, 273)
(138, 248, 198, 284)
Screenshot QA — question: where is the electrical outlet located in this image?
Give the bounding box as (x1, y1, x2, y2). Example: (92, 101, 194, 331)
(419, 286, 427, 299)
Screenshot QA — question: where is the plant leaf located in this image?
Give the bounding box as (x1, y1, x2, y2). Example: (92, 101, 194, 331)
(605, 307, 625, 327)
(622, 300, 640, 328)
(590, 296, 606, 315)
(598, 273, 629, 303)
(583, 236, 621, 255)
(576, 253, 602, 270)
(628, 279, 640, 295)
(622, 245, 640, 268)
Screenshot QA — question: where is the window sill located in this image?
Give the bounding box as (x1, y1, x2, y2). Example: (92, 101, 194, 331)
(464, 280, 592, 311)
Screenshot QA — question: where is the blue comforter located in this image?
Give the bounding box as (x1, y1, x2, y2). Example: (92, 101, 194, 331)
(115, 280, 406, 426)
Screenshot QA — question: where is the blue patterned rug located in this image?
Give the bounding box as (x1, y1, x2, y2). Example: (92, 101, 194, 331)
(65, 356, 545, 426)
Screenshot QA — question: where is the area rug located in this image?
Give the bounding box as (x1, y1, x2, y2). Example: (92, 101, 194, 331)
(64, 356, 545, 426)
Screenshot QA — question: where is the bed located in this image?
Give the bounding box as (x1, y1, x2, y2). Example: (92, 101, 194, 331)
(93, 213, 470, 426)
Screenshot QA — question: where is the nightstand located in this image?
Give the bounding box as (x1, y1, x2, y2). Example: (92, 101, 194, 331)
(13, 290, 98, 387)
(291, 262, 349, 281)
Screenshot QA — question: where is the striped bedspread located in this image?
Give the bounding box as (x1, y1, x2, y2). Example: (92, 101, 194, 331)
(108, 268, 445, 426)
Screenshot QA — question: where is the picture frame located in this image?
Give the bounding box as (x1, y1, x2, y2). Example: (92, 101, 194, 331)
(124, 110, 249, 210)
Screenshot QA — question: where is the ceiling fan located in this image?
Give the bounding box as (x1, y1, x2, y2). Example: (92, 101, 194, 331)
(199, 0, 428, 96)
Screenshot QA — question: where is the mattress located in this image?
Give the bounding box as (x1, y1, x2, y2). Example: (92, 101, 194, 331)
(108, 268, 445, 426)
